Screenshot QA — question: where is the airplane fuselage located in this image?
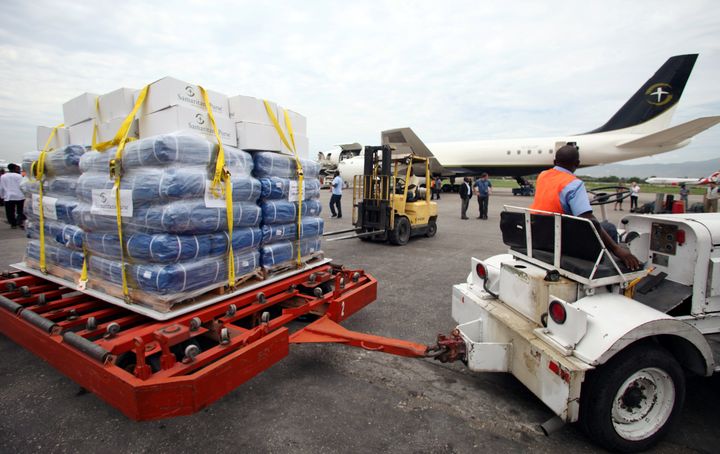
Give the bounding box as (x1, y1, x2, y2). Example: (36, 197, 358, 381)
(427, 132, 690, 176)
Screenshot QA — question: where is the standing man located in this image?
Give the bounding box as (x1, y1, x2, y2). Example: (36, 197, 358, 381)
(0, 163, 25, 229)
(434, 176, 443, 200)
(679, 183, 689, 209)
(473, 173, 492, 219)
(530, 145, 640, 270)
(0, 167, 5, 206)
(459, 177, 472, 220)
(329, 170, 343, 219)
(630, 181, 640, 212)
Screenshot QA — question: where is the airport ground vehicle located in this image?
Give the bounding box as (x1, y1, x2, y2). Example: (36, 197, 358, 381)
(329, 145, 437, 245)
(452, 203, 720, 452)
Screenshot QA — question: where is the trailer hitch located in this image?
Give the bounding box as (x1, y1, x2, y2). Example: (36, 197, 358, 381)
(426, 329, 466, 364)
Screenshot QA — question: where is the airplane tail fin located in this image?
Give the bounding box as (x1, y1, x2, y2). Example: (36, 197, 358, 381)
(587, 54, 698, 134)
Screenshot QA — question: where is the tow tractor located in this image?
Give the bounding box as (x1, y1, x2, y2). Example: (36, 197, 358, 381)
(451, 195, 720, 452)
(324, 145, 438, 245)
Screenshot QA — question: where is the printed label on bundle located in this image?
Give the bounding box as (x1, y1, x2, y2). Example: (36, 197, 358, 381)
(32, 194, 58, 220)
(288, 180, 305, 202)
(204, 179, 232, 208)
(91, 189, 134, 217)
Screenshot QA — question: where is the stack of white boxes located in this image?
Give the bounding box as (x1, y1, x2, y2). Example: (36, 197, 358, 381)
(60, 88, 140, 146)
(36, 126, 70, 151)
(230, 95, 309, 159)
(137, 77, 236, 146)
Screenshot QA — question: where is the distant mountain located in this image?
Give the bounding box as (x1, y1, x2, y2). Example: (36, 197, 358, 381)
(578, 158, 720, 179)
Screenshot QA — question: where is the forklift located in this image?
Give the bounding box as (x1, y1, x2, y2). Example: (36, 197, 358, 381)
(326, 145, 438, 245)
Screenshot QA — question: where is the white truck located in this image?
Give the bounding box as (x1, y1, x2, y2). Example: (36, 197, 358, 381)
(452, 205, 719, 452)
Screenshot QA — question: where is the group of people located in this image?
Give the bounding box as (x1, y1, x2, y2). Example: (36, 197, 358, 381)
(0, 164, 26, 229)
(613, 181, 641, 211)
(459, 173, 492, 220)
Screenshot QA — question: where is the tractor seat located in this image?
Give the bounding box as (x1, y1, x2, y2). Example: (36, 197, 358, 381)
(499, 211, 637, 279)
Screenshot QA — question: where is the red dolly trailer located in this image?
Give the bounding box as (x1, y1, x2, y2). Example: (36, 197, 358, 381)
(0, 263, 457, 420)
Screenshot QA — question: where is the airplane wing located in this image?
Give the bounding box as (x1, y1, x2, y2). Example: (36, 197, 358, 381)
(381, 127, 447, 175)
(617, 116, 720, 148)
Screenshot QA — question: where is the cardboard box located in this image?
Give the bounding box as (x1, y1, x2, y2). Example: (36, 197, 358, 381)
(276, 107, 307, 138)
(236, 122, 282, 152)
(139, 105, 236, 146)
(63, 92, 99, 126)
(228, 95, 278, 125)
(69, 119, 95, 146)
(97, 117, 139, 143)
(98, 88, 137, 122)
(36, 126, 70, 151)
(289, 135, 310, 160)
(139, 77, 229, 118)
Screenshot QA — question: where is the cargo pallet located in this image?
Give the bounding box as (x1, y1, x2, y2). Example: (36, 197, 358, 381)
(0, 264, 437, 420)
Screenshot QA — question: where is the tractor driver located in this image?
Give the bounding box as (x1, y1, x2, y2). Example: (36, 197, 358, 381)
(530, 145, 641, 270)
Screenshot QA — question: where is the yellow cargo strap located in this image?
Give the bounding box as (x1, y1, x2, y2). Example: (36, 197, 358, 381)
(106, 85, 149, 299)
(264, 101, 304, 266)
(199, 86, 235, 287)
(91, 96, 100, 150)
(34, 123, 64, 273)
(93, 95, 138, 152)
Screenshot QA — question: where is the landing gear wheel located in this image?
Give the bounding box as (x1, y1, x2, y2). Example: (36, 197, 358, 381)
(425, 220, 437, 238)
(389, 216, 411, 245)
(579, 343, 684, 453)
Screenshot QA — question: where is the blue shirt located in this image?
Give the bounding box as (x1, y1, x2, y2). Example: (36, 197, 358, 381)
(555, 166, 592, 216)
(474, 179, 492, 197)
(332, 176, 343, 195)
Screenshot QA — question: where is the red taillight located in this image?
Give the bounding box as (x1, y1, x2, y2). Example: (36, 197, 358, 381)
(548, 300, 567, 324)
(676, 229, 685, 246)
(476, 263, 487, 279)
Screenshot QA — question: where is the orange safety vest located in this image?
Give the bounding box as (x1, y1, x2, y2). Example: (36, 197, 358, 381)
(530, 168, 579, 214)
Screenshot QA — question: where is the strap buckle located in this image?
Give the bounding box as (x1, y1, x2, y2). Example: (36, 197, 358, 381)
(109, 158, 123, 179)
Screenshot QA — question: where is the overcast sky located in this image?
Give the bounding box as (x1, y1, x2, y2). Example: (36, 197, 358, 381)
(0, 0, 718, 168)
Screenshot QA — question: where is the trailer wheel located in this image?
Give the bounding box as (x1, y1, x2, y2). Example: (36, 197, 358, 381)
(425, 220, 437, 238)
(579, 343, 685, 453)
(389, 216, 411, 245)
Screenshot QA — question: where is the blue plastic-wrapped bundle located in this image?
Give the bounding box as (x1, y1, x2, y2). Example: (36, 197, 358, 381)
(89, 249, 260, 295)
(260, 238, 322, 269)
(21, 176, 79, 198)
(24, 196, 79, 225)
(74, 200, 261, 234)
(259, 177, 321, 201)
(79, 134, 253, 174)
(26, 240, 85, 270)
(84, 227, 263, 263)
(77, 169, 261, 205)
(261, 217, 324, 244)
(25, 220, 84, 250)
(252, 152, 320, 179)
(22, 145, 86, 177)
(260, 199, 322, 225)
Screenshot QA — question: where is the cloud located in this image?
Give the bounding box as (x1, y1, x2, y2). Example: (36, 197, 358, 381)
(0, 0, 718, 166)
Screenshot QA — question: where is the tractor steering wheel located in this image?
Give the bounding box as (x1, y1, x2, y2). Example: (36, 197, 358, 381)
(587, 186, 632, 206)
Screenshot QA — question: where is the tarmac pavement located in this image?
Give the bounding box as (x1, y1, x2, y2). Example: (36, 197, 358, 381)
(0, 190, 717, 453)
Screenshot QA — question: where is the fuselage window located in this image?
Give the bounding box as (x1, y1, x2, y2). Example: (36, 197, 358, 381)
(537, 149, 542, 154)
(516, 150, 521, 155)
(527, 150, 531, 155)
(506, 150, 511, 155)
(548, 149, 554, 154)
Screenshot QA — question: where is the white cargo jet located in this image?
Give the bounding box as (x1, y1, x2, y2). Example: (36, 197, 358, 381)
(646, 170, 720, 186)
(338, 54, 720, 187)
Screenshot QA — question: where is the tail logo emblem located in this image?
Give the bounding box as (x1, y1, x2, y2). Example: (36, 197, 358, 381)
(645, 83, 673, 106)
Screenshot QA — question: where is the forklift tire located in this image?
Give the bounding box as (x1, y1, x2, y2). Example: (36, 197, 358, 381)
(388, 217, 411, 245)
(578, 342, 685, 453)
(425, 220, 437, 238)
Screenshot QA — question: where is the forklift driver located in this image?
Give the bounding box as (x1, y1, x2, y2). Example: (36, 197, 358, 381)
(529, 145, 641, 270)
